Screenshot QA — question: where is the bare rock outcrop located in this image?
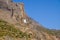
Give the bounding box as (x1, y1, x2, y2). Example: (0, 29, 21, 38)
(0, 0, 28, 25)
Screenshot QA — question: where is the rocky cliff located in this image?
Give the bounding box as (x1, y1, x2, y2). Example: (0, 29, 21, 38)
(0, 0, 60, 40)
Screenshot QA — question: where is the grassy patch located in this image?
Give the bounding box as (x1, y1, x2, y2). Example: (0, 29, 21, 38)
(0, 20, 31, 39)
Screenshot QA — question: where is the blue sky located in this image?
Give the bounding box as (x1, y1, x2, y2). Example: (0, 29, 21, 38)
(13, 0, 60, 30)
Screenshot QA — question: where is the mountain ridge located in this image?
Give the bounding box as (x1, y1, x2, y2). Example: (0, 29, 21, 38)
(0, 0, 60, 40)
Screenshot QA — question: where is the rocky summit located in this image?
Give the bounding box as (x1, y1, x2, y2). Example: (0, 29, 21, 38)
(0, 0, 60, 40)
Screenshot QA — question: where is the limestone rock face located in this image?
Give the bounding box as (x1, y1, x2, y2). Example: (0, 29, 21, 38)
(0, 0, 28, 25)
(0, 0, 60, 40)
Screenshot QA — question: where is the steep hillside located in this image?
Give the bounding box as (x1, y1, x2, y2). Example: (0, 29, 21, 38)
(0, 20, 31, 40)
(0, 0, 60, 40)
